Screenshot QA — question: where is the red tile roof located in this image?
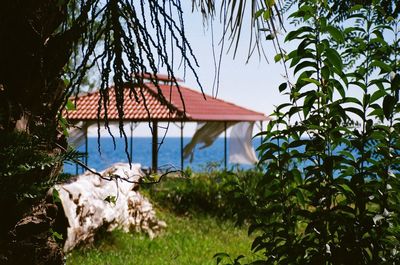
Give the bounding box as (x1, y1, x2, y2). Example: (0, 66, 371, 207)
(65, 80, 270, 122)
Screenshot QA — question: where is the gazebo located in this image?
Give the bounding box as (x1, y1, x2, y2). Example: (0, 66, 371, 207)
(65, 74, 270, 172)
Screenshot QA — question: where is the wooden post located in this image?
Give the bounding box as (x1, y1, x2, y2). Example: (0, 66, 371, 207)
(180, 121, 184, 171)
(224, 121, 227, 171)
(130, 122, 133, 161)
(152, 121, 158, 173)
(84, 125, 88, 174)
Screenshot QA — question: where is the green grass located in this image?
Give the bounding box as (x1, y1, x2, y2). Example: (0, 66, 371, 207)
(66, 209, 258, 265)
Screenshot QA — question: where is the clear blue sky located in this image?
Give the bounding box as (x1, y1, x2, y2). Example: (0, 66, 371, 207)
(88, 2, 290, 137)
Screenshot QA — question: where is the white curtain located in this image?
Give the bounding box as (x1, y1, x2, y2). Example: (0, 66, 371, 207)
(229, 122, 258, 165)
(68, 121, 92, 148)
(183, 122, 237, 162)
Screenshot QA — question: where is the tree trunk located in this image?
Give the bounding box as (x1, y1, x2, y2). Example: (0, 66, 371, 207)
(0, 1, 75, 264)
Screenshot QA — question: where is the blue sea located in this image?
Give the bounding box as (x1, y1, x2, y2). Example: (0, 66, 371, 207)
(63, 137, 262, 174)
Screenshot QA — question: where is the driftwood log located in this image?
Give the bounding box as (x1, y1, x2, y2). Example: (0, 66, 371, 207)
(55, 163, 166, 252)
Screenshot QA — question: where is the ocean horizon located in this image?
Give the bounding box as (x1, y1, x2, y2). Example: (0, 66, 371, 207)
(63, 137, 262, 174)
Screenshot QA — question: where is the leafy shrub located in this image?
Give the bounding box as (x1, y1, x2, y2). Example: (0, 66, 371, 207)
(145, 168, 264, 222)
(217, 1, 400, 264)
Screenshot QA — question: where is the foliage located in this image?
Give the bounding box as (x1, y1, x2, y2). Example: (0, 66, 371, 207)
(66, 207, 258, 265)
(144, 169, 264, 223)
(0, 132, 72, 202)
(0, 131, 76, 233)
(217, 1, 400, 264)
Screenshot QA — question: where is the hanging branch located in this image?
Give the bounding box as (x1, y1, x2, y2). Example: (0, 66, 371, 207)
(59, 0, 205, 164)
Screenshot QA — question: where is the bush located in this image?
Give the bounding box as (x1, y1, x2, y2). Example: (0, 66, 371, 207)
(145, 168, 264, 222)
(218, 1, 400, 264)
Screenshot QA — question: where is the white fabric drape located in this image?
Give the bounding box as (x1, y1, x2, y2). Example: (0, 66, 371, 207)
(68, 121, 93, 148)
(69, 120, 260, 165)
(229, 122, 258, 165)
(183, 122, 237, 162)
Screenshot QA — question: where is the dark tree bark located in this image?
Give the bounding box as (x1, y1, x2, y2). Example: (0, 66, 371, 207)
(0, 1, 71, 133)
(0, 2, 93, 264)
(0, 0, 204, 263)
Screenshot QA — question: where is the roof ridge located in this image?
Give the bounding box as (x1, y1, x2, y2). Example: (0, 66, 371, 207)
(170, 84, 267, 117)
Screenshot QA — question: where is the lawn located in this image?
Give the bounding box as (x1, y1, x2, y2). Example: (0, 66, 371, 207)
(66, 171, 262, 265)
(66, 208, 258, 265)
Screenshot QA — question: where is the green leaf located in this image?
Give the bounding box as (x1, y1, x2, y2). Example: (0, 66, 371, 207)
(326, 25, 344, 43)
(292, 169, 303, 184)
(391, 73, 400, 91)
(370, 89, 386, 103)
(368, 108, 384, 118)
(254, 9, 264, 19)
(303, 92, 317, 117)
(52, 189, 61, 204)
(265, 34, 275, 40)
(63, 78, 70, 87)
(296, 189, 305, 206)
(234, 255, 245, 263)
(58, 116, 69, 137)
(345, 107, 364, 119)
(321, 66, 330, 80)
(285, 26, 314, 42)
(66, 99, 76, 110)
(383, 94, 396, 120)
(325, 48, 342, 70)
(294, 61, 317, 75)
(213, 252, 230, 264)
(263, 9, 271, 20)
(339, 183, 354, 195)
(49, 228, 63, 241)
(266, 0, 275, 8)
(349, 4, 363, 12)
(344, 97, 362, 106)
(386, 16, 395, 22)
(370, 61, 392, 74)
(279, 82, 288, 92)
(330, 79, 346, 98)
(301, 77, 321, 86)
(274, 53, 283, 62)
